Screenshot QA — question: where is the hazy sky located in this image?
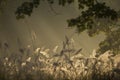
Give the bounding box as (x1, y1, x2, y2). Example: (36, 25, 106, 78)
(0, 0, 119, 55)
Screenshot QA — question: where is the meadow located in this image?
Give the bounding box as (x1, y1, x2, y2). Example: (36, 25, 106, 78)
(0, 37, 120, 80)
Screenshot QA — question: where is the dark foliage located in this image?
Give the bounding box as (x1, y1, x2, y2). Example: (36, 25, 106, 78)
(15, 0, 120, 55)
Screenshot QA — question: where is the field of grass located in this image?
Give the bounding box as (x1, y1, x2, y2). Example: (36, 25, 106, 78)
(0, 38, 120, 80)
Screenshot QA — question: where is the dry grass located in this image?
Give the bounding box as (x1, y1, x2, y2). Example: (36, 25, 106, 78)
(0, 37, 120, 80)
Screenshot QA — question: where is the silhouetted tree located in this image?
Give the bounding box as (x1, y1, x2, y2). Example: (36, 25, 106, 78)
(15, 0, 120, 55)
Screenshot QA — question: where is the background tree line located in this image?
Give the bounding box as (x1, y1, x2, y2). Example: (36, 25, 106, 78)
(0, 0, 120, 55)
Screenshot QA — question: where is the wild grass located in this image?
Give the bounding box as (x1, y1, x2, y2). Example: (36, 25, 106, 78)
(0, 37, 120, 80)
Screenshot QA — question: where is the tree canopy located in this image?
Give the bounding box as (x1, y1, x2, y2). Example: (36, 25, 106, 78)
(15, 0, 120, 55)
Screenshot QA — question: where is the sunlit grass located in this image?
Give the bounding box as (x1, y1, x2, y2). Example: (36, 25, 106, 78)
(0, 37, 120, 80)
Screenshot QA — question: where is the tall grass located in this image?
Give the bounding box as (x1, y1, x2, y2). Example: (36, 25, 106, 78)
(0, 37, 120, 80)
